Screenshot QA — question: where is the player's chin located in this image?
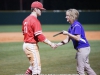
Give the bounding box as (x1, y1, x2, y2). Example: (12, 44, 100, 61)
(38, 13, 41, 16)
(67, 20, 69, 22)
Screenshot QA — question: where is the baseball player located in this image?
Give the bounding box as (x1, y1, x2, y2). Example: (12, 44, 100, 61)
(22, 1, 55, 75)
(54, 9, 96, 75)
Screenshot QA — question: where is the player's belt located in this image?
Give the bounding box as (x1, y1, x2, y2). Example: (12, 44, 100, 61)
(25, 42, 36, 44)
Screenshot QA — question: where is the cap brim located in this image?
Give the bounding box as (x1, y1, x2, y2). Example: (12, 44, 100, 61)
(40, 8, 46, 10)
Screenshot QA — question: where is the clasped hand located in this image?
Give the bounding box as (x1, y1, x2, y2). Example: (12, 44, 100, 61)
(50, 43, 61, 49)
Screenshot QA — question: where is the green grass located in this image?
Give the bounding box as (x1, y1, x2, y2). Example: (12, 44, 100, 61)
(0, 25, 22, 32)
(0, 24, 100, 32)
(0, 41, 100, 75)
(0, 24, 100, 75)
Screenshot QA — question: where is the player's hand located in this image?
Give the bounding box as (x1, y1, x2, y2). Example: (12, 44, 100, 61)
(50, 43, 56, 49)
(62, 30, 68, 35)
(53, 42, 62, 49)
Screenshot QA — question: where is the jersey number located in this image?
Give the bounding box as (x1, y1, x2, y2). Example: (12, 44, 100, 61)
(23, 22, 28, 33)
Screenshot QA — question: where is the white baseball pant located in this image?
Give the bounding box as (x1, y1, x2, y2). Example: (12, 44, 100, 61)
(76, 47, 96, 75)
(23, 43, 41, 74)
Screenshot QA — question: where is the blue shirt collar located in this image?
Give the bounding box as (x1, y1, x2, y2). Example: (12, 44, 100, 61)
(71, 20, 78, 27)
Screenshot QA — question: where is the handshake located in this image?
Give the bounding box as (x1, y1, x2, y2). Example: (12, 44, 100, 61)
(50, 42, 62, 49)
(44, 39, 63, 49)
(50, 30, 69, 49)
(44, 30, 68, 49)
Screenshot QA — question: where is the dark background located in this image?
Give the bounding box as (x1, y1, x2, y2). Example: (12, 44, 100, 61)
(0, 0, 100, 10)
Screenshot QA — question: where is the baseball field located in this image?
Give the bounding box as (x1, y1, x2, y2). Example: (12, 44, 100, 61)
(0, 24, 100, 75)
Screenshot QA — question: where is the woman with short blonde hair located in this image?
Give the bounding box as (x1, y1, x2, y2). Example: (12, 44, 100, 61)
(66, 9, 79, 23)
(55, 9, 96, 75)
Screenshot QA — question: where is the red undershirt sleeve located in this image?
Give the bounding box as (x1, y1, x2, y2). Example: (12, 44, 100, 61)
(37, 34, 46, 42)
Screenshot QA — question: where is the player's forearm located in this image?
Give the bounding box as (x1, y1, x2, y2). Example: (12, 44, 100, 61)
(57, 38, 69, 46)
(67, 33, 80, 41)
(62, 30, 80, 41)
(43, 38, 52, 46)
(43, 39, 56, 49)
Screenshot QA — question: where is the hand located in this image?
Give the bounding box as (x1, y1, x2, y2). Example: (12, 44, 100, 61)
(62, 30, 68, 35)
(50, 43, 56, 49)
(52, 42, 62, 49)
(53, 44, 58, 49)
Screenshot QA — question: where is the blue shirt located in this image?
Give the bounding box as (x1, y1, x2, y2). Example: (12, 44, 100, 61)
(68, 20, 90, 50)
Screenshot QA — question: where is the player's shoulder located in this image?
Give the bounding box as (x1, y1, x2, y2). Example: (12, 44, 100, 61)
(24, 15, 37, 22)
(23, 15, 41, 26)
(26, 15, 34, 20)
(74, 21, 82, 27)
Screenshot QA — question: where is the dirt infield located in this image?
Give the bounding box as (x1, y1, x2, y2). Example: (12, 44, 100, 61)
(0, 31, 100, 42)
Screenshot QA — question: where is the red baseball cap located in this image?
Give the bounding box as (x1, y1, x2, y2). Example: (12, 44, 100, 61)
(31, 1, 46, 10)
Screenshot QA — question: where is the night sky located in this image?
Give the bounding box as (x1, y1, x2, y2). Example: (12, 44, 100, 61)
(0, 0, 100, 10)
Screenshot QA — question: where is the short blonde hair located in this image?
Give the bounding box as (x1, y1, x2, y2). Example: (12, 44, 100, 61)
(66, 9, 79, 20)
